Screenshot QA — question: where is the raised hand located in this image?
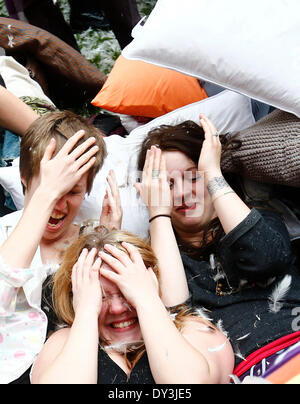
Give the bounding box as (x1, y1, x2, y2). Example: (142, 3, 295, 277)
(99, 169, 123, 230)
(198, 114, 222, 181)
(71, 248, 103, 317)
(134, 145, 172, 218)
(99, 242, 159, 309)
(39, 130, 99, 200)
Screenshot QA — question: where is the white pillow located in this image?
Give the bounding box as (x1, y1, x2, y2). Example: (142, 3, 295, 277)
(0, 56, 55, 105)
(75, 134, 150, 239)
(123, 0, 300, 118)
(0, 90, 254, 239)
(124, 90, 255, 154)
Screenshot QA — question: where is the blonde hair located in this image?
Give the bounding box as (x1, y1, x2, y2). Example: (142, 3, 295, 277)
(52, 229, 216, 370)
(20, 110, 107, 194)
(53, 229, 160, 326)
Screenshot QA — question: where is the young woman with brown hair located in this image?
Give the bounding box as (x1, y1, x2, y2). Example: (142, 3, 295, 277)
(0, 110, 113, 384)
(135, 114, 300, 381)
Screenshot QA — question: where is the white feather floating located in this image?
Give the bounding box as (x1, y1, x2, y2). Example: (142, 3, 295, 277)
(236, 333, 251, 341)
(268, 275, 292, 314)
(216, 319, 229, 338)
(195, 307, 213, 322)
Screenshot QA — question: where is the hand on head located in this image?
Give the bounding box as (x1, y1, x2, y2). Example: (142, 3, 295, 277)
(99, 242, 159, 309)
(39, 130, 99, 201)
(198, 114, 222, 178)
(71, 241, 159, 319)
(72, 247, 103, 317)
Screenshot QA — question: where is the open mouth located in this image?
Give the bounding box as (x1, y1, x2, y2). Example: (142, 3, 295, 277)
(47, 212, 66, 230)
(110, 318, 138, 332)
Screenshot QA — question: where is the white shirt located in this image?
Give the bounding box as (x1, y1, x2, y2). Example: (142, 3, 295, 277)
(0, 210, 58, 384)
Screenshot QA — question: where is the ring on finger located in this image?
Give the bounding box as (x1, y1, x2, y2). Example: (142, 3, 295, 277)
(212, 131, 220, 137)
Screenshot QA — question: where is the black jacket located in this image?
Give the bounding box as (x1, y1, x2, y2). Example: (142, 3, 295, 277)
(182, 209, 300, 366)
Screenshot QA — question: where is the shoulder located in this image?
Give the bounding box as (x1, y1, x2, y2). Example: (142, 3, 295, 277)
(31, 327, 70, 384)
(180, 315, 235, 384)
(45, 326, 71, 345)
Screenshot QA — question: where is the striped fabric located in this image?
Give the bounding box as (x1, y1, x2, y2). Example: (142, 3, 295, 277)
(0, 17, 107, 108)
(264, 341, 300, 384)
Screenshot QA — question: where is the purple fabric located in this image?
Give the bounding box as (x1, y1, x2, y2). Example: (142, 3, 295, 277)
(264, 341, 300, 378)
(240, 341, 300, 381)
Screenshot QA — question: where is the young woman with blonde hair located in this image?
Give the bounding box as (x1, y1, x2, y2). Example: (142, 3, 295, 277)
(31, 229, 234, 384)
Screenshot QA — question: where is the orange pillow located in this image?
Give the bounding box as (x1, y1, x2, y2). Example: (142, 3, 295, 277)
(91, 55, 207, 118)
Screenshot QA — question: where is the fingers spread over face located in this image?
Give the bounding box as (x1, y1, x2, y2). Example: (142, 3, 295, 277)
(74, 248, 99, 284)
(75, 248, 88, 282)
(121, 242, 145, 268)
(98, 250, 125, 274)
(103, 244, 132, 267)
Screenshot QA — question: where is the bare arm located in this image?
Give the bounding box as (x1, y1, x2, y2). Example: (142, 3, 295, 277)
(198, 114, 251, 234)
(31, 249, 102, 384)
(137, 297, 234, 384)
(0, 86, 39, 135)
(99, 243, 234, 384)
(0, 131, 98, 268)
(135, 146, 189, 307)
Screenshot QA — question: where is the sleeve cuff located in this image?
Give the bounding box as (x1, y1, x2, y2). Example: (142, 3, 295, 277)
(0, 255, 33, 287)
(220, 209, 262, 248)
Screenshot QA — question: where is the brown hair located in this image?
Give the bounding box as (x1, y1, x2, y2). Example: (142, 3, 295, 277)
(137, 121, 240, 258)
(137, 121, 206, 172)
(20, 110, 107, 194)
(138, 121, 228, 257)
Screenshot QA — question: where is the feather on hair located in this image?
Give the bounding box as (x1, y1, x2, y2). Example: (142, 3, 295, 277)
(268, 275, 292, 313)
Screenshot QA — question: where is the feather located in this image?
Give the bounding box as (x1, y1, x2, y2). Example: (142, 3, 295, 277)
(216, 319, 229, 337)
(103, 340, 144, 354)
(194, 307, 213, 322)
(234, 345, 246, 361)
(268, 275, 292, 313)
(236, 333, 251, 341)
